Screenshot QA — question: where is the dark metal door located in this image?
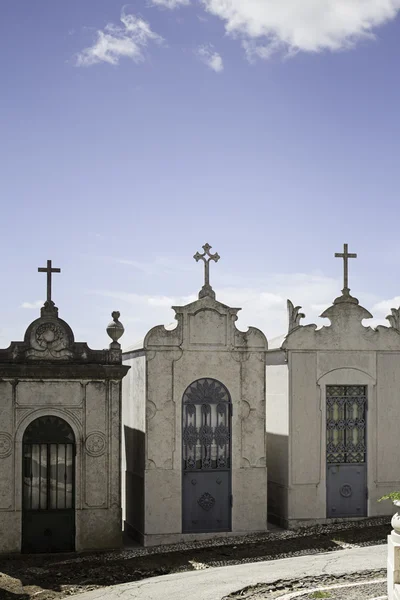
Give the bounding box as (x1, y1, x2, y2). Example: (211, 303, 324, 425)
(22, 416, 75, 553)
(182, 378, 231, 533)
(326, 386, 367, 518)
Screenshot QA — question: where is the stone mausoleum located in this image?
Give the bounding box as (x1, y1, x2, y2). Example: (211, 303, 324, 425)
(122, 244, 268, 546)
(0, 260, 129, 554)
(266, 244, 400, 528)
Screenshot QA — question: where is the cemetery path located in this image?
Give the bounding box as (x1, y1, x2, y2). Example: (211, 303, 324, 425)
(52, 545, 387, 600)
(0, 519, 390, 600)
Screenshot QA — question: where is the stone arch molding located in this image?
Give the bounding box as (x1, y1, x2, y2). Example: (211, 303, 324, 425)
(317, 367, 376, 387)
(0, 433, 13, 458)
(15, 407, 83, 444)
(14, 408, 83, 513)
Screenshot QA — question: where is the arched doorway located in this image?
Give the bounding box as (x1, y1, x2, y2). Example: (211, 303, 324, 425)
(22, 416, 76, 553)
(182, 378, 232, 533)
(326, 385, 367, 518)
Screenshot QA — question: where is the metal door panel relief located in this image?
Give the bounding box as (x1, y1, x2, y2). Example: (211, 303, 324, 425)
(182, 378, 231, 533)
(326, 386, 367, 518)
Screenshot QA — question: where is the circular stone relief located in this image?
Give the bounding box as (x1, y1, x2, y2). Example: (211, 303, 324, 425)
(35, 322, 66, 348)
(85, 432, 106, 457)
(340, 484, 353, 498)
(0, 433, 13, 458)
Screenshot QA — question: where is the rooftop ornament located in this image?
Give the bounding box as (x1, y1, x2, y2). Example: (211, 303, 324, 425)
(334, 243, 358, 304)
(107, 311, 125, 349)
(193, 243, 220, 300)
(38, 259, 61, 316)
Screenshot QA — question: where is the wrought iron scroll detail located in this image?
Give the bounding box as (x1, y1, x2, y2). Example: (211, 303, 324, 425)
(198, 492, 216, 511)
(182, 378, 231, 471)
(326, 386, 367, 464)
(340, 484, 353, 498)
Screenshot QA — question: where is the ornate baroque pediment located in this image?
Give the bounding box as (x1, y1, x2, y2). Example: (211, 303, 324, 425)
(0, 302, 127, 367)
(144, 295, 268, 352)
(283, 290, 400, 351)
(25, 314, 75, 361)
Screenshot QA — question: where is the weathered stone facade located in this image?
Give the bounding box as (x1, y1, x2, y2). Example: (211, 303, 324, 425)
(267, 247, 400, 528)
(122, 246, 268, 546)
(0, 291, 129, 553)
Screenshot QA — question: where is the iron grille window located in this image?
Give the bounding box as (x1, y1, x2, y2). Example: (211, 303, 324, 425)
(326, 385, 367, 464)
(23, 416, 75, 511)
(182, 378, 231, 471)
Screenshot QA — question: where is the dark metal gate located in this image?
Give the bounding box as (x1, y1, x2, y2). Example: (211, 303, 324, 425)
(22, 416, 75, 553)
(326, 385, 367, 518)
(182, 378, 231, 533)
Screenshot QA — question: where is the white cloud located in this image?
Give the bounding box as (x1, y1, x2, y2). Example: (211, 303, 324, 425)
(369, 296, 400, 328)
(202, 0, 400, 58)
(90, 272, 342, 345)
(372, 296, 400, 317)
(76, 10, 163, 67)
(91, 266, 400, 347)
(21, 301, 43, 309)
(150, 0, 190, 8)
(197, 44, 224, 72)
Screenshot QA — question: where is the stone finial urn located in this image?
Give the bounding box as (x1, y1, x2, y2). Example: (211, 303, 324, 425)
(107, 311, 125, 349)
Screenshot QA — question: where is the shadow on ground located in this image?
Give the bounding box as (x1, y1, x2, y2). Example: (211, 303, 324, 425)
(0, 522, 390, 600)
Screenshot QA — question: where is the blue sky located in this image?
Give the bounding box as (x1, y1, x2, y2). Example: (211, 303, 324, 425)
(1, 0, 400, 349)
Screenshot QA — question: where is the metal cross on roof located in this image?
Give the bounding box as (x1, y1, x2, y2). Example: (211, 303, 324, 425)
(194, 243, 220, 300)
(335, 243, 357, 293)
(38, 259, 61, 304)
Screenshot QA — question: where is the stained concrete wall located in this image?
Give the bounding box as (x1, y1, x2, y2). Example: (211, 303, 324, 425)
(274, 294, 400, 527)
(123, 295, 268, 546)
(288, 351, 323, 522)
(121, 352, 146, 541)
(0, 378, 123, 553)
(142, 347, 267, 545)
(265, 363, 289, 524)
(375, 352, 400, 507)
(281, 347, 400, 526)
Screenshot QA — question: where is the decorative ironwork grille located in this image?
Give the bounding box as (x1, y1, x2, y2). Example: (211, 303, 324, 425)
(182, 378, 231, 471)
(326, 385, 367, 464)
(23, 416, 75, 511)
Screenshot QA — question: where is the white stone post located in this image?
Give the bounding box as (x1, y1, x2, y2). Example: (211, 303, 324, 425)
(388, 502, 400, 600)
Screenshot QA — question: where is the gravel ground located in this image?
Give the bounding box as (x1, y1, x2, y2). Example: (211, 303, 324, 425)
(225, 570, 387, 600)
(0, 518, 391, 600)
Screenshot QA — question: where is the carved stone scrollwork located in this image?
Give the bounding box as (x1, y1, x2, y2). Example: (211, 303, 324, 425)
(146, 401, 157, 421)
(85, 432, 106, 457)
(287, 300, 305, 333)
(26, 320, 73, 360)
(36, 322, 65, 348)
(387, 307, 400, 331)
(0, 433, 12, 458)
